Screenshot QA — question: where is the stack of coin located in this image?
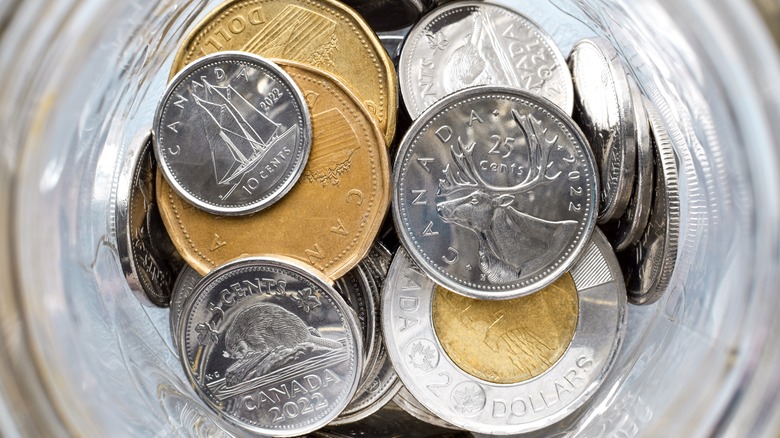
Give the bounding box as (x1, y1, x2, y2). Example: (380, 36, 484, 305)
(113, 0, 681, 435)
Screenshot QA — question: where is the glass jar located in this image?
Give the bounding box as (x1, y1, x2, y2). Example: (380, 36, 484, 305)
(0, 0, 779, 436)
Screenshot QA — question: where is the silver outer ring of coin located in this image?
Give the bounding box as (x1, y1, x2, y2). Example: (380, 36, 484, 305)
(392, 85, 598, 299)
(178, 256, 363, 436)
(154, 51, 312, 216)
(169, 265, 202, 352)
(602, 74, 654, 251)
(619, 98, 680, 305)
(400, 1, 573, 120)
(569, 37, 636, 223)
(115, 133, 184, 307)
(382, 229, 626, 435)
(393, 387, 461, 430)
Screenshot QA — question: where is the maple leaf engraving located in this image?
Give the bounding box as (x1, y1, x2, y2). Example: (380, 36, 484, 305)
(195, 322, 219, 346)
(425, 31, 449, 52)
(408, 341, 437, 372)
(452, 383, 486, 414)
(291, 287, 321, 313)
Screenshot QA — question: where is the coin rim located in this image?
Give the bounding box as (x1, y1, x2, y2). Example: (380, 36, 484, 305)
(154, 51, 312, 216)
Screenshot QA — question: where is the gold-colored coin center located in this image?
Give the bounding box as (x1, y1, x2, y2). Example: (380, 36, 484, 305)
(432, 274, 579, 384)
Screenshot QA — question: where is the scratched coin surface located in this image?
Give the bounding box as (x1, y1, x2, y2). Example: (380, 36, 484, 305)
(115, 134, 185, 307)
(399, 1, 573, 120)
(383, 230, 626, 435)
(569, 37, 636, 223)
(170, 265, 202, 351)
(154, 51, 311, 216)
(171, 0, 397, 146)
(602, 76, 654, 251)
(392, 86, 598, 299)
(618, 98, 680, 305)
(158, 61, 390, 280)
(178, 256, 362, 436)
(432, 273, 578, 384)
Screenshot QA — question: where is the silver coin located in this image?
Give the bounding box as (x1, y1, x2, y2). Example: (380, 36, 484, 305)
(169, 265, 202, 351)
(393, 387, 461, 430)
(618, 98, 680, 305)
(393, 86, 598, 299)
(382, 229, 626, 434)
(178, 257, 362, 436)
(379, 28, 412, 64)
(343, 0, 426, 32)
(569, 37, 636, 223)
(602, 75, 654, 251)
(115, 134, 184, 307)
(154, 51, 312, 216)
(399, 1, 573, 120)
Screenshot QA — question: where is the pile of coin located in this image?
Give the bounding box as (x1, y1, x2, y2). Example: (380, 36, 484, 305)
(114, 0, 680, 435)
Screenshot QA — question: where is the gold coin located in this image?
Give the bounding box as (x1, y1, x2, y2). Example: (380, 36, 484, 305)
(157, 61, 390, 280)
(432, 274, 578, 384)
(170, 0, 397, 146)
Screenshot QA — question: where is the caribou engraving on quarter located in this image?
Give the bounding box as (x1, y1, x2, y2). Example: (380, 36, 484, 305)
(154, 51, 311, 216)
(393, 87, 598, 299)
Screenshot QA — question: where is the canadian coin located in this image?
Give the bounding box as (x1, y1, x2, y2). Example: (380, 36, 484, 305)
(602, 75, 654, 251)
(115, 134, 184, 307)
(382, 229, 626, 434)
(342, 0, 426, 32)
(399, 1, 573, 120)
(157, 61, 391, 280)
(393, 387, 460, 430)
(169, 265, 202, 351)
(178, 256, 363, 436)
(392, 86, 598, 299)
(569, 37, 636, 223)
(154, 51, 311, 216)
(618, 97, 680, 305)
(170, 0, 398, 146)
(334, 263, 379, 385)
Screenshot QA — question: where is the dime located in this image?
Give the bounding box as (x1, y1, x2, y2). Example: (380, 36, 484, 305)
(170, 0, 398, 146)
(342, 0, 426, 32)
(382, 229, 626, 434)
(399, 1, 573, 120)
(602, 75, 654, 251)
(115, 134, 184, 307)
(154, 51, 311, 216)
(393, 387, 460, 430)
(569, 37, 636, 223)
(157, 61, 391, 280)
(169, 265, 202, 351)
(618, 97, 680, 305)
(178, 256, 363, 436)
(393, 86, 598, 299)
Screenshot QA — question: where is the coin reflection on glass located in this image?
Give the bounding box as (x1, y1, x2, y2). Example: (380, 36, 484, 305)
(432, 273, 578, 384)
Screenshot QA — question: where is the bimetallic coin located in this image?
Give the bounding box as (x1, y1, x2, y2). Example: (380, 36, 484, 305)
(602, 75, 654, 251)
(393, 387, 460, 430)
(382, 230, 626, 435)
(570, 37, 637, 223)
(154, 51, 311, 216)
(115, 134, 184, 307)
(619, 98, 680, 305)
(171, 0, 398, 146)
(342, 0, 426, 32)
(399, 1, 573, 120)
(178, 256, 363, 436)
(169, 265, 202, 351)
(393, 86, 598, 299)
(157, 61, 391, 280)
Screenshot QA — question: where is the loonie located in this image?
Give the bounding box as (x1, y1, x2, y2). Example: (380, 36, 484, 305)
(154, 51, 311, 216)
(392, 86, 598, 299)
(115, 134, 184, 307)
(399, 1, 573, 120)
(382, 229, 626, 434)
(178, 256, 362, 436)
(569, 37, 637, 223)
(170, 0, 397, 146)
(157, 61, 390, 280)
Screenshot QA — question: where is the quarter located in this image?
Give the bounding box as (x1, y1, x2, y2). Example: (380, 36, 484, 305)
(178, 256, 363, 436)
(154, 51, 311, 216)
(399, 1, 573, 120)
(382, 229, 626, 434)
(392, 86, 598, 299)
